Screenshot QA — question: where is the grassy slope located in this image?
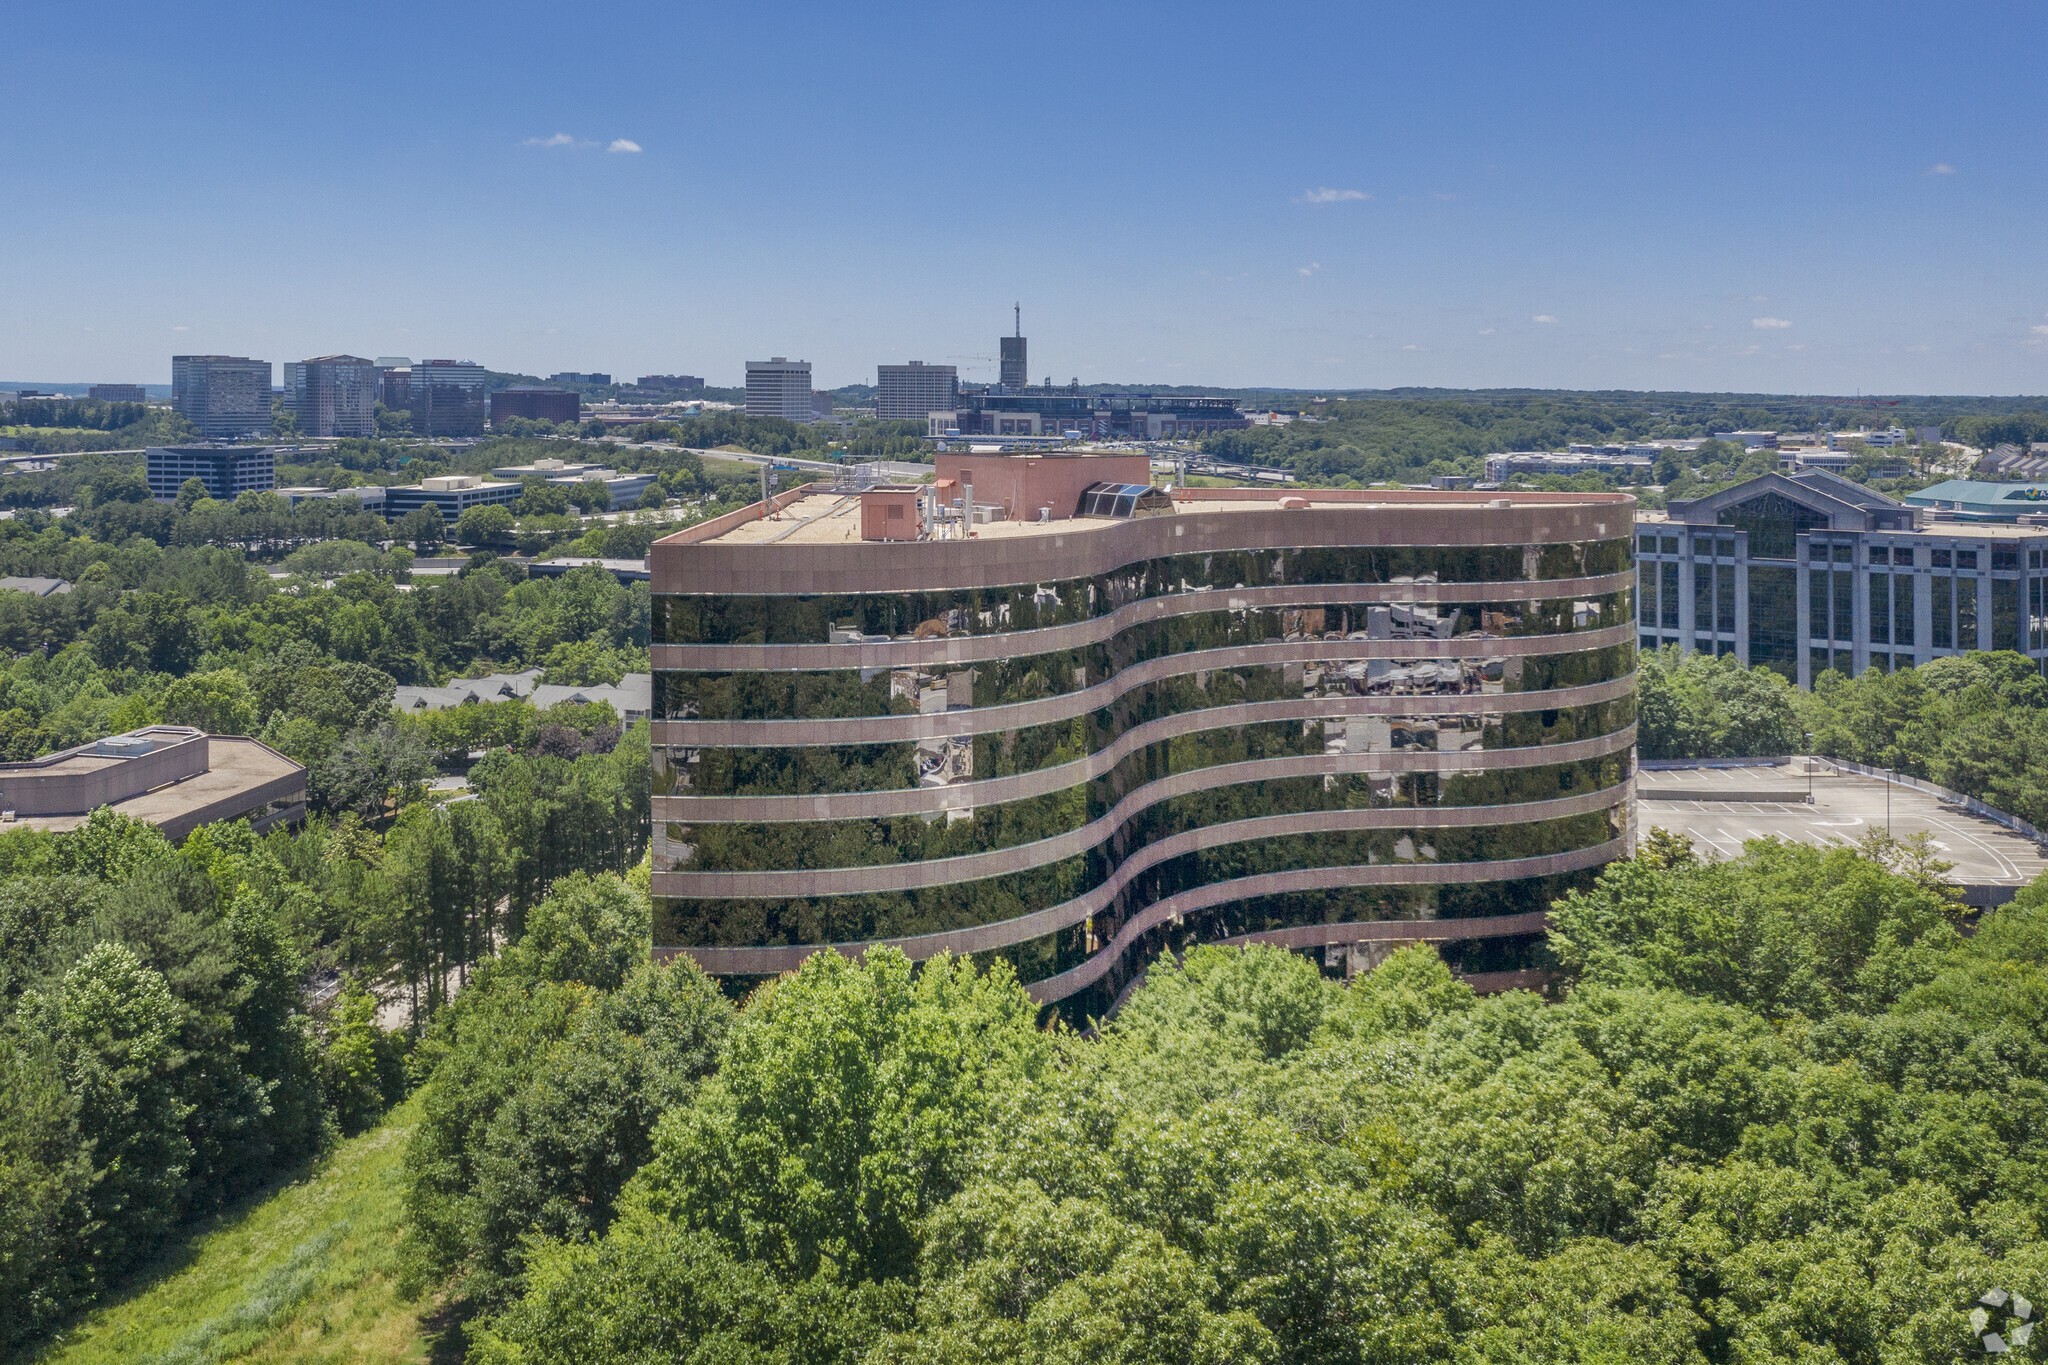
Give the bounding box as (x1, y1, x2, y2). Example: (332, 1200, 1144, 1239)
(27, 1097, 440, 1365)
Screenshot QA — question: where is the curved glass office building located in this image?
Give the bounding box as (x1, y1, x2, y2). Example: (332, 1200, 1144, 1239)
(650, 454, 1636, 1014)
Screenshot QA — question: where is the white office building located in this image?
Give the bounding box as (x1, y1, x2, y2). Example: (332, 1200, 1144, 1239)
(745, 357, 813, 421)
(875, 361, 959, 421)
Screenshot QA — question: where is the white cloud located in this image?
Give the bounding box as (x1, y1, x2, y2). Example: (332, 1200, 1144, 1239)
(1298, 262, 1322, 277)
(171, 324, 190, 332)
(1298, 187, 1368, 204)
(523, 132, 580, 147)
(1401, 344, 1425, 351)
(1431, 191, 1457, 201)
(1478, 327, 1497, 335)
(607, 138, 642, 154)
(1752, 316, 1793, 329)
(2031, 324, 2048, 336)
(1928, 162, 1956, 175)
(1530, 314, 1557, 324)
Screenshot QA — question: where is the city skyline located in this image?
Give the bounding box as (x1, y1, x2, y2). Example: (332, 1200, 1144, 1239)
(7, 0, 2048, 393)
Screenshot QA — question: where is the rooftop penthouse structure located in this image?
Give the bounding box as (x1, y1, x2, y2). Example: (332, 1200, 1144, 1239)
(649, 451, 1638, 1015)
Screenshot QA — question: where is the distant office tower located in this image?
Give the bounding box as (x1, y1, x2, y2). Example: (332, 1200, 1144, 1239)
(745, 358, 813, 421)
(171, 356, 272, 439)
(292, 355, 379, 437)
(146, 444, 278, 500)
(490, 387, 581, 428)
(410, 360, 488, 436)
(999, 305, 1027, 390)
(875, 361, 959, 420)
(375, 358, 412, 412)
(549, 371, 612, 386)
(636, 374, 704, 392)
(88, 384, 147, 403)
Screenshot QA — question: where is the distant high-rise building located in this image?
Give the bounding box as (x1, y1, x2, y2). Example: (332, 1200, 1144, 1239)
(410, 360, 488, 436)
(375, 358, 412, 412)
(999, 304, 1027, 390)
(745, 358, 813, 421)
(549, 372, 612, 386)
(293, 355, 379, 437)
(635, 374, 705, 392)
(88, 384, 147, 403)
(171, 355, 272, 440)
(875, 361, 958, 420)
(489, 387, 581, 428)
(146, 444, 278, 501)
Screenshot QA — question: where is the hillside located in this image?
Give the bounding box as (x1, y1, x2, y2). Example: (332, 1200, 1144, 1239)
(24, 1098, 436, 1365)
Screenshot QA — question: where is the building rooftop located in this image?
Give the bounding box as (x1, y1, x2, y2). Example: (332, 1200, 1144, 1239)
(0, 728, 304, 840)
(394, 669, 651, 716)
(1635, 506, 2048, 539)
(0, 576, 71, 597)
(683, 483, 1624, 548)
(1638, 759, 2048, 904)
(1903, 479, 2048, 520)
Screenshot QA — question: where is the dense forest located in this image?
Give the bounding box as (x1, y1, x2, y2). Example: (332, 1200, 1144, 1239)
(1192, 392, 2003, 489)
(345, 834, 2048, 1363)
(0, 810, 651, 1351)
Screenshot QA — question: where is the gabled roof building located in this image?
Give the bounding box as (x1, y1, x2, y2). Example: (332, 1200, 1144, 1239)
(1638, 470, 2048, 686)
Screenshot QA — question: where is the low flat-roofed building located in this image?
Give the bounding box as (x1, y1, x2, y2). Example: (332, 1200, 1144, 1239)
(0, 576, 72, 597)
(383, 475, 521, 521)
(87, 384, 147, 403)
(488, 458, 656, 510)
(1903, 479, 2048, 522)
(525, 556, 650, 583)
(1484, 451, 1653, 482)
(0, 726, 306, 842)
(278, 484, 387, 511)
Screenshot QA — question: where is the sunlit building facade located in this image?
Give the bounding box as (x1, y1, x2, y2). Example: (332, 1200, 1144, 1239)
(649, 454, 1637, 1013)
(1637, 470, 2048, 685)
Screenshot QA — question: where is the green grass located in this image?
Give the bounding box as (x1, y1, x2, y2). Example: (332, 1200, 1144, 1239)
(24, 1097, 445, 1365)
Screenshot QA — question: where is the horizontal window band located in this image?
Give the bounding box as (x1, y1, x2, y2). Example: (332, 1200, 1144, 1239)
(653, 804, 1622, 954)
(669, 752, 1632, 874)
(1025, 854, 1609, 1003)
(655, 650, 1630, 749)
(654, 690, 1636, 818)
(653, 572, 1634, 670)
(658, 777, 1630, 897)
(655, 836, 1629, 983)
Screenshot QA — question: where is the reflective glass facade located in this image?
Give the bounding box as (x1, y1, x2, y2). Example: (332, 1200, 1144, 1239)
(653, 489, 1636, 1013)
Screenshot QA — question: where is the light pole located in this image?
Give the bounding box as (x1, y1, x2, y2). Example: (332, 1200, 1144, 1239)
(1886, 766, 1894, 838)
(1803, 732, 1814, 804)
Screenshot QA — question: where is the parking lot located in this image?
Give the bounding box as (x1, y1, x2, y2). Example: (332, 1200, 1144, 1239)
(1636, 761, 2048, 900)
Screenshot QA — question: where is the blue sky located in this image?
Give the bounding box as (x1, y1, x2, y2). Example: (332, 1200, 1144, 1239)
(5, 0, 2047, 394)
